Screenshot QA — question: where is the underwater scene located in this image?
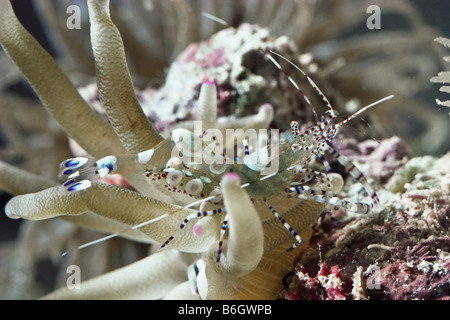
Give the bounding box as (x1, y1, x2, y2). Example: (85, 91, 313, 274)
(0, 0, 449, 301)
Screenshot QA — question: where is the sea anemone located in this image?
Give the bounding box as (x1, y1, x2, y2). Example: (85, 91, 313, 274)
(0, 0, 448, 300)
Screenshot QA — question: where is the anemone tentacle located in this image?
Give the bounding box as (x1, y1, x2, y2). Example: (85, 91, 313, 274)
(41, 249, 196, 300)
(4, 181, 221, 252)
(87, 0, 163, 153)
(0, 0, 124, 158)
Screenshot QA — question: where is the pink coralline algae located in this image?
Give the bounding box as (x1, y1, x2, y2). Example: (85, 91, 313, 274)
(285, 263, 352, 300)
(145, 23, 321, 135)
(76, 23, 316, 139)
(331, 136, 410, 182)
(374, 259, 450, 300)
(281, 144, 450, 300)
(183, 44, 227, 69)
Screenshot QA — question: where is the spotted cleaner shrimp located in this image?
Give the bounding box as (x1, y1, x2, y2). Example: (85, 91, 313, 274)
(58, 42, 394, 262)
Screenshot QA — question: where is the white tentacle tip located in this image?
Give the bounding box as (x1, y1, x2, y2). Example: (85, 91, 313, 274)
(4, 200, 20, 219)
(201, 80, 216, 87)
(193, 223, 203, 236)
(66, 180, 92, 192)
(221, 172, 241, 188)
(258, 103, 274, 121)
(60, 157, 89, 170)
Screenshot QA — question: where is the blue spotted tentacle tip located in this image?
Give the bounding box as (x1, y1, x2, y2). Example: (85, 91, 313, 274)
(66, 180, 92, 192)
(58, 157, 96, 191)
(61, 157, 89, 169)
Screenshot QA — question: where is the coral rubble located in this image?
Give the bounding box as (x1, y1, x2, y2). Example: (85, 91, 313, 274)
(281, 148, 450, 300)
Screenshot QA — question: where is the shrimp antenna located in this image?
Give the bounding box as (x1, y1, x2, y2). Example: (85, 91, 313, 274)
(201, 12, 231, 27)
(266, 50, 395, 126)
(61, 190, 225, 257)
(61, 213, 170, 256)
(336, 94, 395, 127)
(267, 50, 333, 115)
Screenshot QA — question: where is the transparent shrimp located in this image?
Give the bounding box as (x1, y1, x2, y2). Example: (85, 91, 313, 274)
(58, 47, 394, 260)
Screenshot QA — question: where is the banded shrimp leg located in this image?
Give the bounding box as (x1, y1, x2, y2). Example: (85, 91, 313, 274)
(283, 106, 391, 216)
(263, 49, 393, 214)
(284, 98, 395, 214)
(157, 128, 261, 262)
(207, 55, 392, 255)
(245, 91, 392, 252)
(233, 51, 393, 253)
(58, 106, 265, 260)
(58, 131, 227, 256)
(198, 13, 389, 246)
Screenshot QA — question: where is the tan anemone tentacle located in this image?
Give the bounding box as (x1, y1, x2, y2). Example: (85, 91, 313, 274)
(197, 81, 218, 132)
(41, 249, 190, 300)
(235, 173, 344, 300)
(4, 182, 219, 252)
(197, 173, 264, 300)
(163, 281, 200, 300)
(0, 0, 124, 158)
(236, 199, 327, 300)
(0, 161, 57, 195)
(176, 102, 274, 142)
(0, 162, 148, 238)
(216, 174, 264, 278)
(87, 0, 163, 153)
(217, 103, 274, 132)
